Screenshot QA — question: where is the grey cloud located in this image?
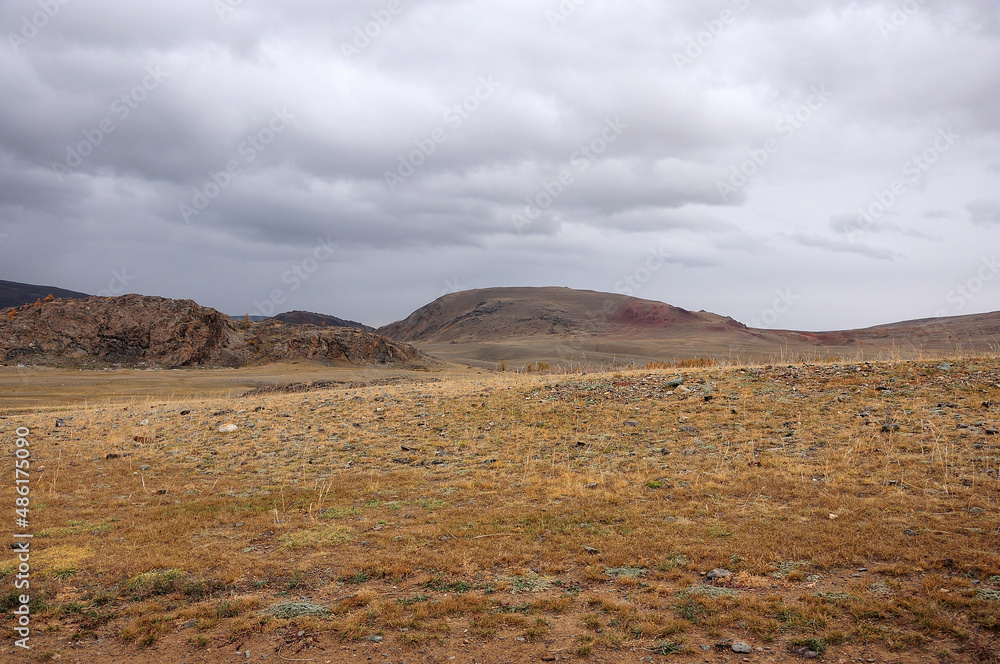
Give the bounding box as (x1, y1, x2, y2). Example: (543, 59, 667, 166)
(967, 199, 1000, 225)
(1, 0, 998, 329)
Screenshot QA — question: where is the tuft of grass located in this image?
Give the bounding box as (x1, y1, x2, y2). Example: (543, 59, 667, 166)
(279, 525, 354, 549)
(604, 566, 647, 579)
(262, 601, 330, 618)
(127, 569, 184, 596)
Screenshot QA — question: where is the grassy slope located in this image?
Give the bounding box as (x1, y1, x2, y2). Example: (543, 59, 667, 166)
(1, 358, 999, 662)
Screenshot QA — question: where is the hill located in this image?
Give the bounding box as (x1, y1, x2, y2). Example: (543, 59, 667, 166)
(272, 310, 373, 331)
(0, 279, 88, 309)
(0, 294, 420, 368)
(377, 286, 754, 342)
(378, 286, 1000, 367)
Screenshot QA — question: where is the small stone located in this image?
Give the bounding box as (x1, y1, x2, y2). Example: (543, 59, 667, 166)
(623, 420, 640, 427)
(969, 507, 985, 515)
(139, 419, 149, 426)
(706, 568, 731, 580)
(55, 418, 67, 427)
(732, 642, 752, 654)
(219, 423, 239, 433)
(903, 528, 918, 536)
(365, 635, 383, 643)
(938, 363, 952, 372)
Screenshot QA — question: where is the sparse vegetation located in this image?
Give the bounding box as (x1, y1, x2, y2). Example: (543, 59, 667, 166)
(2, 356, 999, 661)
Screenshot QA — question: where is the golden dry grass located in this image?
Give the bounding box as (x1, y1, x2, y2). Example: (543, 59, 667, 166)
(2, 356, 999, 662)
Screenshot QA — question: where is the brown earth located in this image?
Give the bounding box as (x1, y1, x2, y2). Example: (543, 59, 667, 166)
(0, 295, 421, 369)
(377, 287, 1000, 368)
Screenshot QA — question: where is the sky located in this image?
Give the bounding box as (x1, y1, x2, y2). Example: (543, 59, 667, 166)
(1, 0, 999, 330)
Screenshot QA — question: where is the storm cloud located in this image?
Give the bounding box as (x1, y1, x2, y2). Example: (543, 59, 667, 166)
(1, 0, 998, 329)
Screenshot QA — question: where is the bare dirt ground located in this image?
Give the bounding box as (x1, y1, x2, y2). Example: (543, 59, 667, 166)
(2, 357, 999, 663)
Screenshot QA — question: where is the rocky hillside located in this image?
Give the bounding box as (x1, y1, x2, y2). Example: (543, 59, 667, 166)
(271, 310, 373, 331)
(0, 279, 88, 309)
(377, 286, 751, 342)
(0, 295, 420, 368)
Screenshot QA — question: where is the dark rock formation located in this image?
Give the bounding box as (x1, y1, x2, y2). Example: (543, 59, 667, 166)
(1, 295, 419, 368)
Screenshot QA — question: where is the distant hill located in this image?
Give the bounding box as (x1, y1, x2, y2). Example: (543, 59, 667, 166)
(1, 295, 420, 368)
(272, 310, 373, 331)
(0, 280, 88, 309)
(378, 286, 1000, 367)
(377, 286, 750, 342)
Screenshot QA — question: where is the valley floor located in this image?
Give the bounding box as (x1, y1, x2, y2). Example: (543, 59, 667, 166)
(2, 357, 999, 663)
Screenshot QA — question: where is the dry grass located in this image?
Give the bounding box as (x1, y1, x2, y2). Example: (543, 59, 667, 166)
(2, 356, 999, 661)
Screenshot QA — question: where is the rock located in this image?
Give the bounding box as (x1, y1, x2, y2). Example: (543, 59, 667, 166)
(664, 377, 684, 388)
(732, 642, 752, 654)
(903, 528, 918, 536)
(706, 568, 731, 580)
(364, 635, 383, 643)
(968, 507, 985, 515)
(219, 424, 239, 433)
(938, 363, 952, 372)
(0, 294, 420, 368)
(55, 418, 67, 427)
(623, 420, 640, 427)
(790, 646, 819, 659)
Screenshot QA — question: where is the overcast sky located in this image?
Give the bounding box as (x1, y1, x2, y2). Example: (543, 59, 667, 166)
(1, 0, 999, 330)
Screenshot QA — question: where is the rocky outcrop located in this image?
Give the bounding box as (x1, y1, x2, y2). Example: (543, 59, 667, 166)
(0, 295, 420, 368)
(270, 310, 373, 331)
(244, 321, 413, 364)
